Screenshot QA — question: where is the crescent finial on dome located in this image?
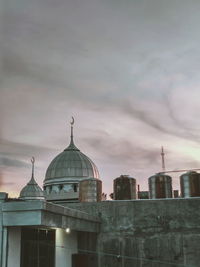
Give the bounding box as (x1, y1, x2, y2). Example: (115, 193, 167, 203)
(31, 156, 35, 180)
(70, 116, 75, 146)
(70, 116, 75, 126)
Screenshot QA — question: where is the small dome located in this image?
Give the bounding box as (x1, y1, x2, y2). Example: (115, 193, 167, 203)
(20, 177, 44, 200)
(19, 157, 44, 200)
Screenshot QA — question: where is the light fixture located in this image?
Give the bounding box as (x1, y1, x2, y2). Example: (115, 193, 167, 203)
(65, 228, 70, 233)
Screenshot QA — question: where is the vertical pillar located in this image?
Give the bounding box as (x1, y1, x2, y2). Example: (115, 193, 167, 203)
(1, 227, 8, 267)
(7, 227, 21, 267)
(55, 229, 77, 267)
(0, 193, 8, 267)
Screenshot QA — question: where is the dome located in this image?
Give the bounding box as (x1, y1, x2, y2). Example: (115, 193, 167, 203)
(44, 121, 100, 184)
(43, 119, 100, 202)
(44, 139, 100, 182)
(19, 158, 44, 200)
(20, 177, 44, 200)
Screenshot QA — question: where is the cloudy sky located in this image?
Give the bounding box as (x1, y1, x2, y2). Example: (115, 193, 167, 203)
(1, 0, 200, 197)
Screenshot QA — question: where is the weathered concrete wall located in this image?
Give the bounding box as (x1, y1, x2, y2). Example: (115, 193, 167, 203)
(67, 198, 200, 267)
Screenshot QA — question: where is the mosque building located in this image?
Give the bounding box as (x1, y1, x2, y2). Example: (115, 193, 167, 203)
(1, 119, 200, 267)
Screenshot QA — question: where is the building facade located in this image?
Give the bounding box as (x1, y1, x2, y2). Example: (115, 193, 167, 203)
(1, 122, 200, 267)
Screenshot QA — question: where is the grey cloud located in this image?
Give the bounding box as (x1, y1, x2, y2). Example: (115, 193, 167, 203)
(3, 49, 57, 86)
(120, 101, 167, 134)
(3, 0, 200, 89)
(118, 99, 200, 144)
(83, 135, 160, 167)
(164, 92, 200, 142)
(0, 138, 56, 153)
(0, 155, 28, 168)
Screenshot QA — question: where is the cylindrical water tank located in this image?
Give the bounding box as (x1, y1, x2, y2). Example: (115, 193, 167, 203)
(180, 171, 200, 198)
(79, 178, 102, 202)
(148, 173, 172, 199)
(113, 175, 136, 200)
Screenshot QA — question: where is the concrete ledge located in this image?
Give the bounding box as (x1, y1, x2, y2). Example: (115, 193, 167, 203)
(68, 197, 200, 233)
(2, 201, 101, 232)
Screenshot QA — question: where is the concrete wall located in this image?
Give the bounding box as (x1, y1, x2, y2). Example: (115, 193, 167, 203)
(67, 198, 200, 267)
(7, 227, 21, 267)
(56, 228, 77, 267)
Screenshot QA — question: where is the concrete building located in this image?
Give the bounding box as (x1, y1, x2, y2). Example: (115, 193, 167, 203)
(1, 121, 200, 267)
(0, 194, 100, 267)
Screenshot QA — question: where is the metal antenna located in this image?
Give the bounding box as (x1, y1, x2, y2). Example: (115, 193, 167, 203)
(161, 146, 165, 172)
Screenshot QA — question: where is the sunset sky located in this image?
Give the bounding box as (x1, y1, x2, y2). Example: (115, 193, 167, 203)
(1, 0, 200, 197)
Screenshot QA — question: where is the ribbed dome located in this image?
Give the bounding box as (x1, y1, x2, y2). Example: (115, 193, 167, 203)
(20, 158, 44, 200)
(20, 177, 44, 199)
(44, 132, 100, 182)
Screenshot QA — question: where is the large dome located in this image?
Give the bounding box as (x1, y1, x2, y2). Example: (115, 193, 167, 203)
(45, 141, 100, 182)
(43, 120, 100, 202)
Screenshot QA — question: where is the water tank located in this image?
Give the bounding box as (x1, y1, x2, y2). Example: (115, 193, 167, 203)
(79, 178, 102, 202)
(180, 171, 200, 198)
(113, 175, 136, 200)
(148, 173, 172, 199)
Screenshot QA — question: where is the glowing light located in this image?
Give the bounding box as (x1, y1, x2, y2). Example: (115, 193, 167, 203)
(65, 228, 70, 233)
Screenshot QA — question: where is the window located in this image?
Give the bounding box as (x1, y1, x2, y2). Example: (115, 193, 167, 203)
(21, 228, 55, 267)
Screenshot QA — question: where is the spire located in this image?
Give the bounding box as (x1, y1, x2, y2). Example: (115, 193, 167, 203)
(31, 157, 35, 178)
(65, 116, 79, 151)
(30, 157, 37, 184)
(70, 116, 75, 144)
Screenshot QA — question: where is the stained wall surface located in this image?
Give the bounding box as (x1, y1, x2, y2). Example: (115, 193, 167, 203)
(67, 198, 200, 267)
(7, 227, 21, 267)
(56, 229, 77, 267)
